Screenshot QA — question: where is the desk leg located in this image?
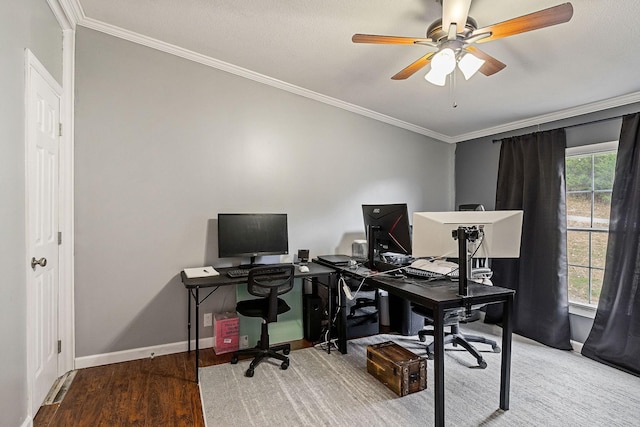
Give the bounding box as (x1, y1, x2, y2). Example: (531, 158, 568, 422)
(336, 273, 347, 354)
(433, 305, 445, 427)
(195, 286, 200, 383)
(500, 294, 513, 410)
(329, 278, 334, 354)
(187, 289, 192, 353)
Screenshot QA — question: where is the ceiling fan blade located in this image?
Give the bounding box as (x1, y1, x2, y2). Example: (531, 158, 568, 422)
(391, 52, 436, 80)
(465, 46, 506, 76)
(442, 0, 472, 34)
(352, 34, 435, 46)
(472, 2, 574, 43)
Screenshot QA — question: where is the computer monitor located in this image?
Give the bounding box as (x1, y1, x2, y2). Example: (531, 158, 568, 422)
(412, 210, 523, 295)
(217, 213, 289, 268)
(362, 203, 412, 270)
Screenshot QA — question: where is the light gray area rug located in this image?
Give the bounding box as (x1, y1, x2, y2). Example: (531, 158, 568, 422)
(200, 322, 640, 426)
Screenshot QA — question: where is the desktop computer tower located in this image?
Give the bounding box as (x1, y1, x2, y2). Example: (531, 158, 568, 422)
(388, 294, 425, 336)
(303, 294, 323, 342)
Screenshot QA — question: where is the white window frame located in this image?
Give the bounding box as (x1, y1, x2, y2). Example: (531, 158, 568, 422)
(565, 141, 618, 318)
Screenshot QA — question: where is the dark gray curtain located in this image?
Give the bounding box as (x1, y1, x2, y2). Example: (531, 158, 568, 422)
(581, 113, 640, 376)
(485, 129, 572, 350)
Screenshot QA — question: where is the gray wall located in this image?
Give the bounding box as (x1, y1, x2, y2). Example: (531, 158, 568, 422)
(0, 1, 62, 425)
(455, 103, 640, 343)
(74, 27, 455, 358)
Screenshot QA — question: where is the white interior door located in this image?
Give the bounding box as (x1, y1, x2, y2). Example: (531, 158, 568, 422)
(26, 50, 61, 415)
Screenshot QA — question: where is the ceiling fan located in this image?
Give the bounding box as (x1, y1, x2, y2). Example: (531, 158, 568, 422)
(352, 1, 574, 85)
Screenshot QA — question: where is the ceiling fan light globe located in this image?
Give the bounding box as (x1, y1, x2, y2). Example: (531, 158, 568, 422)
(425, 69, 447, 86)
(458, 52, 486, 80)
(430, 48, 456, 75)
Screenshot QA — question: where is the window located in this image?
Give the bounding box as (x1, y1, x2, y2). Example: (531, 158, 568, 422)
(565, 141, 617, 307)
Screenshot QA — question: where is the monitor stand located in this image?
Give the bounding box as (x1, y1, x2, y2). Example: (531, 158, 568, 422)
(238, 256, 264, 269)
(366, 224, 380, 270)
(453, 226, 481, 297)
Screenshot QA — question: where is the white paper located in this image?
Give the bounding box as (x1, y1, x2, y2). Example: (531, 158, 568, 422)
(183, 266, 220, 278)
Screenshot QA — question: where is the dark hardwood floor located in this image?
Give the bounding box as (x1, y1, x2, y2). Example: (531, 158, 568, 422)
(34, 339, 312, 426)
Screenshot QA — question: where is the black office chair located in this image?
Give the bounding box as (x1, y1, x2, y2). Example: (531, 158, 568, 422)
(348, 283, 378, 318)
(410, 203, 499, 368)
(230, 264, 295, 377)
(411, 304, 499, 369)
(345, 277, 379, 339)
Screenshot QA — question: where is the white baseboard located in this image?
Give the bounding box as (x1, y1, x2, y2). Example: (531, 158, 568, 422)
(570, 339, 584, 353)
(20, 415, 33, 427)
(74, 337, 214, 369)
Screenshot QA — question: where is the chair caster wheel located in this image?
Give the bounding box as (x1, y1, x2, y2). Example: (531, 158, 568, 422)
(493, 345, 501, 353)
(245, 368, 254, 377)
(283, 348, 290, 355)
(478, 360, 487, 369)
(426, 353, 434, 360)
(418, 335, 426, 342)
(281, 361, 289, 370)
(231, 355, 238, 364)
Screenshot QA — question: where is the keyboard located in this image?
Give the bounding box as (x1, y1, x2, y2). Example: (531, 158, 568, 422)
(227, 266, 287, 278)
(227, 269, 250, 278)
(404, 267, 459, 279)
(403, 259, 459, 280)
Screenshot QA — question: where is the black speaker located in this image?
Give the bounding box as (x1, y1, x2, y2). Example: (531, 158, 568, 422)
(298, 249, 309, 263)
(303, 294, 323, 341)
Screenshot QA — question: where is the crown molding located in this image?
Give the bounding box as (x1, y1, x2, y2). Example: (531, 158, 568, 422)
(72, 8, 640, 145)
(452, 91, 640, 143)
(48, 0, 85, 30)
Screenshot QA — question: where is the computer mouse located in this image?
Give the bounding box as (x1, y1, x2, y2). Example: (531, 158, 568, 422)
(299, 265, 309, 273)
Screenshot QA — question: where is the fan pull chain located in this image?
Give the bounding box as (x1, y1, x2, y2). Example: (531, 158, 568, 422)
(449, 71, 458, 108)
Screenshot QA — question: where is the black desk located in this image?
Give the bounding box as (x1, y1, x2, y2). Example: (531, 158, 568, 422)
(318, 261, 515, 427)
(180, 263, 337, 382)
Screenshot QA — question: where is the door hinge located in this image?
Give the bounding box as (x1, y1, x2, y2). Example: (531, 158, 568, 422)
(58, 340, 62, 354)
(59, 123, 62, 137)
(58, 231, 62, 245)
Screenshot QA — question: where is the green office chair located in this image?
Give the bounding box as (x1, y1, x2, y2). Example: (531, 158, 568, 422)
(230, 264, 295, 377)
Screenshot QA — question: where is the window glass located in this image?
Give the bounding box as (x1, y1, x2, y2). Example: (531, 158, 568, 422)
(568, 265, 590, 305)
(566, 193, 591, 228)
(593, 152, 616, 191)
(566, 156, 592, 192)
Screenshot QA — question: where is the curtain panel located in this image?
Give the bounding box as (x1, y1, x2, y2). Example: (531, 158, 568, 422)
(582, 113, 640, 376)
(486, 129, 572, 350)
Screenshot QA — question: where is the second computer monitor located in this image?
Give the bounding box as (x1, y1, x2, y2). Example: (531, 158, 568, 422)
(362, 203, 412, 269)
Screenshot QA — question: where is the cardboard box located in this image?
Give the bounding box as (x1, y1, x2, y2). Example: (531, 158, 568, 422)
(213, 312, 239, 355)
(367, 341, 426, 396)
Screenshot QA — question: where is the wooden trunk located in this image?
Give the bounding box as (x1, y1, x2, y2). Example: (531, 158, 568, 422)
(366, 341, 427, 396)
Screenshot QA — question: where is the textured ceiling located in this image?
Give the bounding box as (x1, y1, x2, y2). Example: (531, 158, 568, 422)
(70, 0, 640, 142)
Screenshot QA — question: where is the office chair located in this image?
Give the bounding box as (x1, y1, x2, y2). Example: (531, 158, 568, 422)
(410, 203, 499, 368)
(348, 283, 378, 319)
(230, 264, 295, 377)
(347, 280, 379, 322)
(346, 278, 379, 339)
(410, 304, 499, 368)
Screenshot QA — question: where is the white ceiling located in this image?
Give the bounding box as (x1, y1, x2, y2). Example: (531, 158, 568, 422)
(68, 0, 640, 143)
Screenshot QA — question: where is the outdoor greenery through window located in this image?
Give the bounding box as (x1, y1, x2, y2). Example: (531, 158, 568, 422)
(565, 141, 618, 307)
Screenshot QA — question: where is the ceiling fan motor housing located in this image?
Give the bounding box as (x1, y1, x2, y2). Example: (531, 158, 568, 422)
(427, 17, 478, 42)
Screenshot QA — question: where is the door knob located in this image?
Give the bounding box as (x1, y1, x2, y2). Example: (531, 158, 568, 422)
(31, 257, 47, 269)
